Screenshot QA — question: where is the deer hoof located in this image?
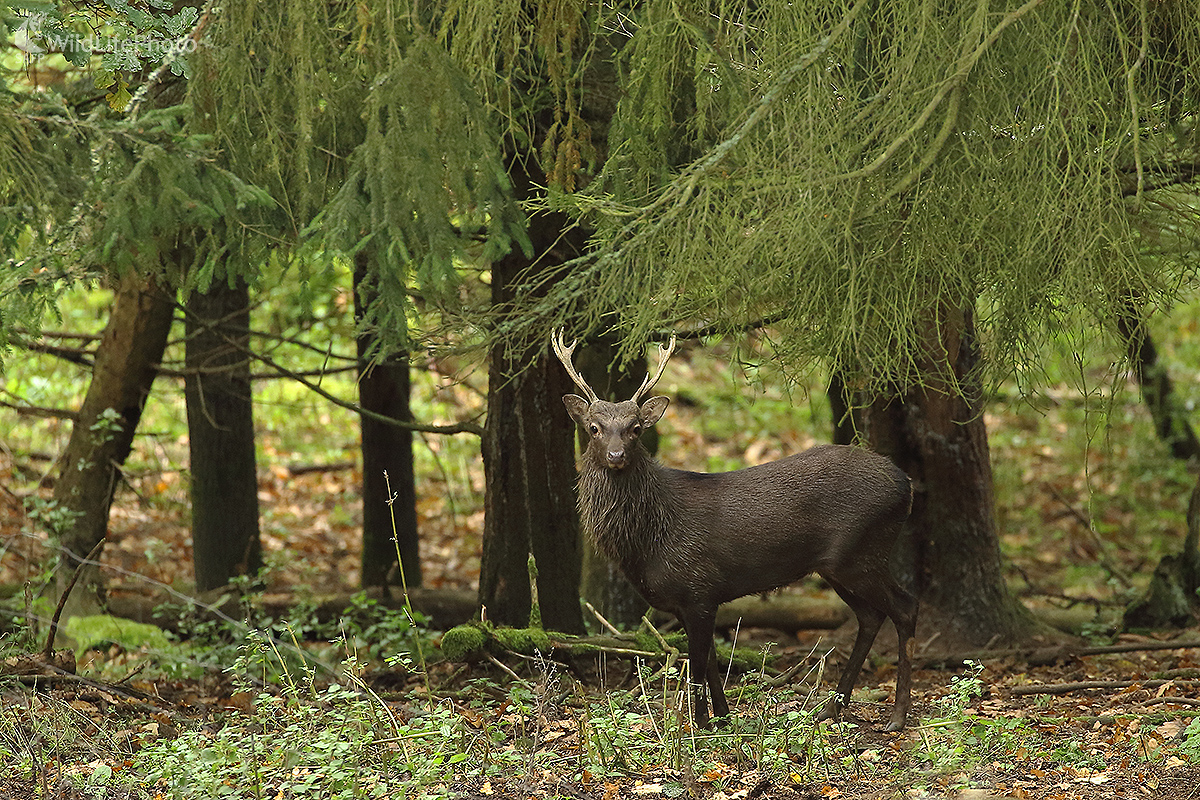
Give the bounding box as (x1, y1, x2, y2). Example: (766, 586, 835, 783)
(816, 692, 847, 723)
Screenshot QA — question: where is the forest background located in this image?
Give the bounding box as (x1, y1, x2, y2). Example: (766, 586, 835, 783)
(2, 1, 1200, 797)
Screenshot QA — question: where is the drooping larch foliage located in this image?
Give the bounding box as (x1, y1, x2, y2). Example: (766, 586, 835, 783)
(487, 0, 1200, 390)
(194, 1, 529, 356)
(0, 1, 276, 363)
(5, 1, 1198, 379)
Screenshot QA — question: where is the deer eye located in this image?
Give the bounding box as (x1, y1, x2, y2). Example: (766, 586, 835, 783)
(589, 424, 600, 437)
(631, 424, 642, 436)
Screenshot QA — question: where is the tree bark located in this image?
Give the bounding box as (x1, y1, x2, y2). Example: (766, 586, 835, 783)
(864, 306, 1038, 649)
(1115, 305, 1200, 463)
(354, 254, 420, 590)
(52, 270, 175, 616)
(184, 274, 262, 592)
(479, 201, 587, 635)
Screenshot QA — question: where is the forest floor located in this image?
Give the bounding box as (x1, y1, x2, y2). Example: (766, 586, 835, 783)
(1, 617, 1199, 798)
(4, 335, 1200, 796)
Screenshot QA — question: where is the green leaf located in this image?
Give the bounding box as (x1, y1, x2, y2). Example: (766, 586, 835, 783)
(167, 6, 198, 36)
(105, 75, 132, 111)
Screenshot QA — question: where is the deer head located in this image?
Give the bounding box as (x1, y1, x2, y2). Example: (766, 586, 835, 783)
(552, 329, 676, 469)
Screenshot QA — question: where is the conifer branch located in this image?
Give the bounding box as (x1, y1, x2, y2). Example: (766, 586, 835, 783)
(178, 304, 484, 437)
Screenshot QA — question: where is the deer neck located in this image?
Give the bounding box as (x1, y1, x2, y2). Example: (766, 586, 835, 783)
(578, 445, 675, 570)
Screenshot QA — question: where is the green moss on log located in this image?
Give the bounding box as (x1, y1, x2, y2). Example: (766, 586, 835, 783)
(493, 626, 552, 655)
(440, 623, 489, 661)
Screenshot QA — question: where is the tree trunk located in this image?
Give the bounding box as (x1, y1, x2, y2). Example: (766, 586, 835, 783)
(864, 306, 1038, 650)
(1115, 305, 1200, 463)
(185, 275, 261, 592)
(354, 255, 420, 590)
(52, 270, 175, 616)
(479, 209, 587, 635)
(575, 334, 653, 628)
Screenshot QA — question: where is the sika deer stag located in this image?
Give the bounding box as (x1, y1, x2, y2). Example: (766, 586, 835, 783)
(553, 330, 917, 730)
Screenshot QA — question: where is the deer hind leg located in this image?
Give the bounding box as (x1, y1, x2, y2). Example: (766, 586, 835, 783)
(824, 572, 917, 731)
(819, 579, 885, 723)
(885, 583, 917, 732)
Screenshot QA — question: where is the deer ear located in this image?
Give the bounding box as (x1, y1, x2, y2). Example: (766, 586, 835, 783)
(563, 394, 590, 423)
(639, 395, 670, 426)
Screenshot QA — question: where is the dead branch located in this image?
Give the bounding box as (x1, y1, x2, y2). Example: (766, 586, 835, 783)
(12, 337, 96, 367)
(0, 398, 79, 421)
(43, 539, 106, 661)
(919, 638, 1200, 668)
(1136, 696, 1200, 708)
(286, 461, 357, 476)
(1009, 679, 1200, 696)
(176, 303, 485, 436)
(12, 327, 103, 341)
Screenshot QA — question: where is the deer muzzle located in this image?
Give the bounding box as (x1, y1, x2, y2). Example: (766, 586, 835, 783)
(605, 450, 629, 469)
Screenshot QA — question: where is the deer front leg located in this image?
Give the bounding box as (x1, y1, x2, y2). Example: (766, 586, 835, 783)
(681, 609, 721, 728)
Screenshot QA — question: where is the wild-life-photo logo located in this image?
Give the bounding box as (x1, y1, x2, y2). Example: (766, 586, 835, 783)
(11, 10, 199, 68)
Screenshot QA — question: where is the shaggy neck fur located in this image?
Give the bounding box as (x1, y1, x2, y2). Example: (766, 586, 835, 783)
(577, 444, 677, 574)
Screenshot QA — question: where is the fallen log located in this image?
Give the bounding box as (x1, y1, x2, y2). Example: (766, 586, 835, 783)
(99, 586, 480, 633)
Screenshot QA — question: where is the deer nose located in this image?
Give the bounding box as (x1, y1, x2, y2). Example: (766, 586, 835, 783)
(606, 450, 628, 469)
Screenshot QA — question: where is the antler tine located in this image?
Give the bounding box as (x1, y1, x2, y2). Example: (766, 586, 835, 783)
(631, 334, 677, 404)
(551, 328, 599, 404)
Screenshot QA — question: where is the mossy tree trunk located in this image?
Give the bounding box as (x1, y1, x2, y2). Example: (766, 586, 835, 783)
(354, 253, 420, 590)
(53, 269, 175, 617)
(185, 273, 262, 592)
(865, 307, 1038, 649)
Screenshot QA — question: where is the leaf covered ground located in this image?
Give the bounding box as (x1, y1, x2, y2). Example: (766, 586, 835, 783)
(2, 629, 1200, 798)
(4, 323, 1200, 796)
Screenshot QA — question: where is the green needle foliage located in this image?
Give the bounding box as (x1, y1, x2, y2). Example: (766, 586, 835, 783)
(197, 2, 530, 357)
(485, 0, 1200, 389)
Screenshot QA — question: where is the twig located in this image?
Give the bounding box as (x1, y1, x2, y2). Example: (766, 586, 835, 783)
(629, 614, 682, 693)
(286, 461, 357, 477)
(13, 669, 173, 716)
(10, 337, 96, 367)
(585, 601, 623, 637)
(1136, 696, 1200, 708)
(486, 652, 527, 684)
(12, 327, 103, 341)
(0, 398, 79, 421)
(1009, 679, 1200, 696)
(765, 644, 835, 688)
(641, 613, 673, 653)
(1045, 483, 1133, 587)
(918, 638, 1200, 667)
(43, 539, 106, 659)
(177, 302, 485, 436)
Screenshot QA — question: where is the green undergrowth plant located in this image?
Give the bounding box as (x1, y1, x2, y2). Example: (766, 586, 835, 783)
(1180, 718, 1200, 762)
(911, 660, 1027, 781)
(150, 572, 435, 684)
(21, 632, 1200, 799)
(569, 652, 848, 787)
(123, 682, 471, 799)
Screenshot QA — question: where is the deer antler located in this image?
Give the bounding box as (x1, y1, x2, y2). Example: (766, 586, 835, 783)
(631, 334, 677, 404)
(551, 328, 599, 404)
